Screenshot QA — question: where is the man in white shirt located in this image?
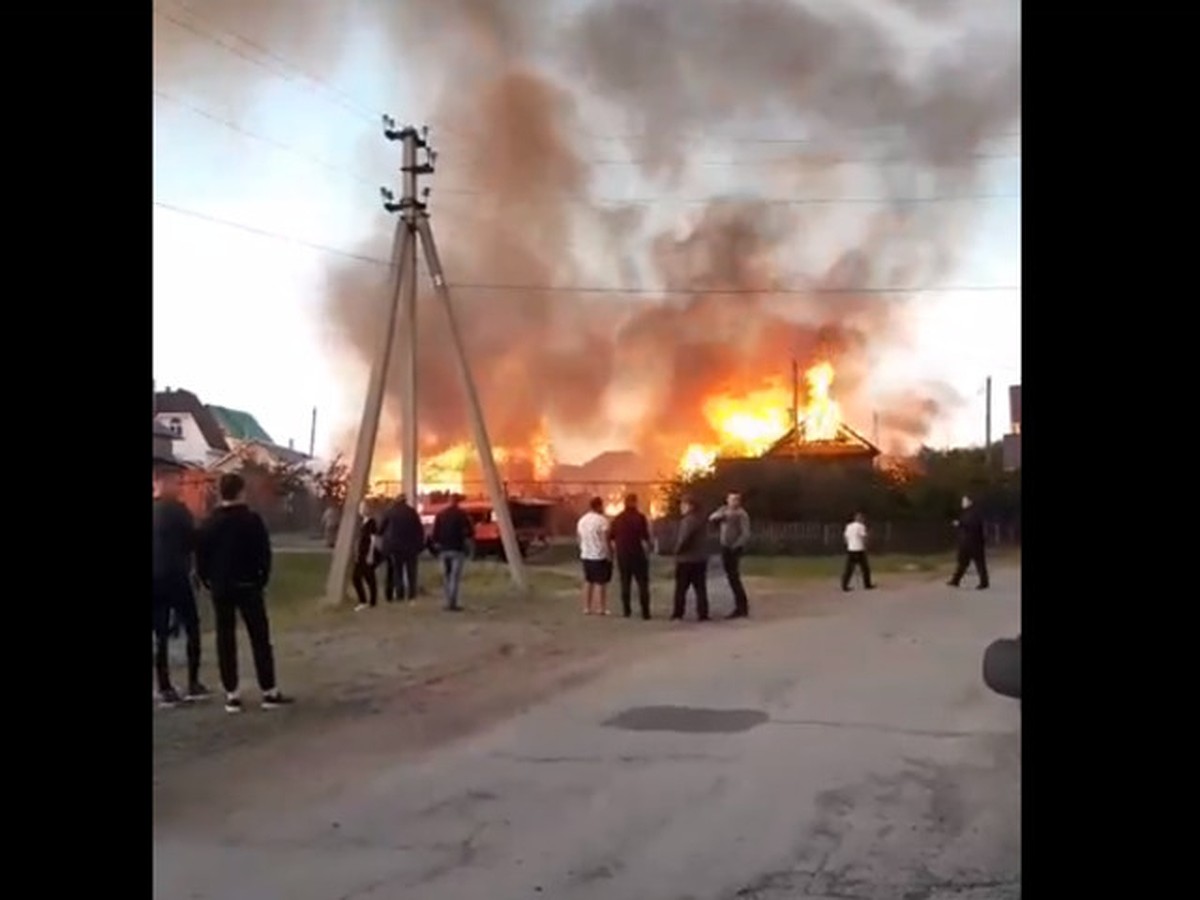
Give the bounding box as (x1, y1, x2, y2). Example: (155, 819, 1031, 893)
(576, 496, 612, 615)
(841, 512, 875, 591)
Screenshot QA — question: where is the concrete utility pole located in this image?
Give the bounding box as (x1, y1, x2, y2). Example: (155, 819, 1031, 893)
(397, 125, 420, 503)
(984, 376, 993, 463)
(323, 119, 529, 606)
(324, 203, 412, 607)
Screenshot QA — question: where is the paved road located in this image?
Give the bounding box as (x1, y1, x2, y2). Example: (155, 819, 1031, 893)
(155, 572, 1021, 900)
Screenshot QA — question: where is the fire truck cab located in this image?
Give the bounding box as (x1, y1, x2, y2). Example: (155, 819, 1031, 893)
(419, 497, 555, 560)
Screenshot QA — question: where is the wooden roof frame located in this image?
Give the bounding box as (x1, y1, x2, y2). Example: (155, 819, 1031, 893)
(762, 418, 881, 458)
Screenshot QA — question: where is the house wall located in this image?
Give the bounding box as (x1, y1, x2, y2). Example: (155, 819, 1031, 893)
(154, 412, 219, 465)
(153, 433, 174, 460)
(716, 454, 877, 479)
(1002, 433, 1021, 471)
(180, 470, 216, 520)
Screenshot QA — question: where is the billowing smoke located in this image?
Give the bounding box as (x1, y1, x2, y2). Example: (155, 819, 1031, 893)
(158, 0, 1019, 466)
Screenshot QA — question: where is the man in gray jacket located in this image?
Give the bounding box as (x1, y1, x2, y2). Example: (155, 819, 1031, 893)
(709, 491, 751, 618)
(671, 496, 710, 621)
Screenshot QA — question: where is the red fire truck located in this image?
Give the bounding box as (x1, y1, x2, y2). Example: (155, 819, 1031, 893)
(419, 497, 555, 559)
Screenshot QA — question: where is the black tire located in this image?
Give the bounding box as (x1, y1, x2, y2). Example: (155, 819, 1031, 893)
(982, 636, 1021, 700)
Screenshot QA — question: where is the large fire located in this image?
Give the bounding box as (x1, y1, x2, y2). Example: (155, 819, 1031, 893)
(676, 361, 844, 476)
(367, 362, 846, 501)
(371, 420, 555, 498)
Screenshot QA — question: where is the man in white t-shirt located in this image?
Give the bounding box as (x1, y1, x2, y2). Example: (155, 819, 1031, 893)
(576, 496, 612, 615)
(841, 512, 876, 591)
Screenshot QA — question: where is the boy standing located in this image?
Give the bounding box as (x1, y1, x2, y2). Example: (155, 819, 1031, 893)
(841, 512, 875, 591)
(197, 473, 293, 713)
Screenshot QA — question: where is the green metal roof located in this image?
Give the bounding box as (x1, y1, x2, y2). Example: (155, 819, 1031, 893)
(207, 405, 274, 444)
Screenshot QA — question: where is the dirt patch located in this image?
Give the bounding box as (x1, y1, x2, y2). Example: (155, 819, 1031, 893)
(152, 568, 952, 829)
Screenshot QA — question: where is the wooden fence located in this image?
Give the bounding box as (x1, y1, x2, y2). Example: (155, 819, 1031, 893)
(650, 519, 1020, 557)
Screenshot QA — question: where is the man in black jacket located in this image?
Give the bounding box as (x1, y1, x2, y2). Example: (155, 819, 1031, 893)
(380, 493, 425, 601)
(948, 494, 990, 590)
(429, 494, 473, 612)
(152, 463, 209, 708)
(352, 500, 382, 611)
(671, 496, 710, 622)
(609, 493, 653, 620)
(197, 473, 294, 713)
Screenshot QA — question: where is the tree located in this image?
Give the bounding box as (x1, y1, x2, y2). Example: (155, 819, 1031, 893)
(269, 460, 309, 501)
(660, 448, 1019, 525)
(315, 453, 349, 508)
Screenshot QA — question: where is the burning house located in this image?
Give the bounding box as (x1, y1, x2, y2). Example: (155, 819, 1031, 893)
(363, 356, 879, 528)
(683, 360, 879, 479)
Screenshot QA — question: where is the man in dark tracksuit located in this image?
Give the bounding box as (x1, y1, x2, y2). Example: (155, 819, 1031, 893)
(380, 493, 425, 601)
(152, 464, 208, 708)
(947, 495, 990, 590)
(671, 496, 710, 622)
(197, 473, 293, 713)
(609, 493, 653, 620)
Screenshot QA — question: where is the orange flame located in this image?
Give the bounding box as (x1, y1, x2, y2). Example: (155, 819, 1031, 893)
(678, 443, 718, 479)
(371, 419, 559, 502)
(803, 361, 841, 441)
(373, 443, 471, 498)
(601, 490, 667, 519)
(674, 361, 844, 473)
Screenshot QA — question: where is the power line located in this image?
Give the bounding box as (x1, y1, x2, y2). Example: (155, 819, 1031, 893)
(152, 89, 1019, 204)
(154, 200, 1018, 296)
(153, 200, 390, 266)
(171, 0, 381, 120)
(442, 282, 1019, 296)
(154, 89, 379, 188)
(151, 85, 1019, 208)
(156, 2, 1021, 156)
(529, 150, 1021, 167)
(153, 3, 377, 126)
(432, 188, 1020, 206)
(577, 130, 1021, 146)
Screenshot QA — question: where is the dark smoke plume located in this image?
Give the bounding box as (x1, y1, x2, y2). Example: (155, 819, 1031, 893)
(158, 0, 1019, 466)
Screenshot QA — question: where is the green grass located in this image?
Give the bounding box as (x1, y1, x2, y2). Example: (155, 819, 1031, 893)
(244, 548, 1018, 630)
(254, 553, 577, 622)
